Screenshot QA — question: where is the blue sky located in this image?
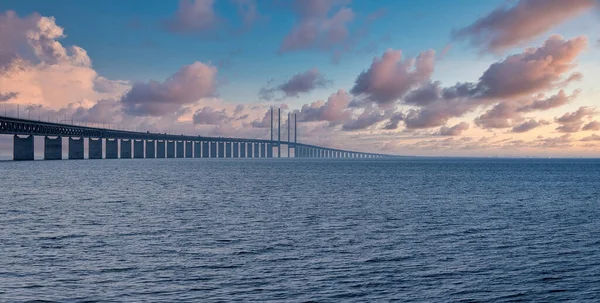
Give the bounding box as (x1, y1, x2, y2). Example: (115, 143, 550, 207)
(1, 0, 599, 157)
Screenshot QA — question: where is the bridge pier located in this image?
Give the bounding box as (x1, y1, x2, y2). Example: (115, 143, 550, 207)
(194, 141, 201, 158)
(13, 135, 34, 161)
(176, 141, 184, 158)
(146, 140, 155, 158)
(208, 142, 215, 158)
(134, 140, 144, 158)
(218, 142, 225, 158)
(253, 143, 260, 158)
(167, 141, 175, 158)
(267, 143, 273, 158)
(68, 137, 84, 160)
(233, 142, 239, 158)
(44, 136, 62, 160)
(120, 139, 132, 158)
(157, 140, 166, 158)
(260, 143, 266, 158)
(89, 138, 103, 159)
(225, 142, 232, 158)
(185, 141, 193, 158)
(202, 141, 209, 158)
(240, 143, 246, 158)
(247, 143, 253, 158)
(106, 139, 118, 159)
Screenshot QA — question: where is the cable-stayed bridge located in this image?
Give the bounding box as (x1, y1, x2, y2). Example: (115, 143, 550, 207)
(0, 109, 389, 161)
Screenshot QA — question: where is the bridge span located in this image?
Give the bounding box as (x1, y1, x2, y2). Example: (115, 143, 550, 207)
(0, 112, 388, 161)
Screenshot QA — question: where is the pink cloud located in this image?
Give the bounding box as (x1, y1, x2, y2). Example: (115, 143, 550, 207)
(438, 122, 470, 136)
(164, 0, 219, 33)
(453, 0, 595, 53)
(259, 68, 330, 100)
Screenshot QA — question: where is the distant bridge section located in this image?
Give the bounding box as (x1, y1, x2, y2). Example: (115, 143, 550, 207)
(0, 114, 388, 161)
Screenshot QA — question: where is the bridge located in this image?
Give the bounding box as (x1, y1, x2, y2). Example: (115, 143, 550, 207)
(0, 108, 388, 161)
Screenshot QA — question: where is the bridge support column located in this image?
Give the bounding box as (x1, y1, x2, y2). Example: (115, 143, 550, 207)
(261, 143, 266, 158)
(157, 140, 166, 158)
(194, 141, 201, 158)
(176, 141, 184, 158)
(167, 141, 175, 158)
(233, 142, 239, 158)
(146, 140, 155, 158)
(247, 143, 253, 158)
(202, 141, 209, 158)
(68, 137, 84, 160)
(106, 139, 118, 159)
(44, 136, 62, 160)
(226, 142, 232, 158)
(134, 140, 144, 158)
(185, 141, 193, 158)
(239, 143, 246, 158)
(120, 139, 132, 158)
(13, 135, 34, 161)
(210, 142, 217, 158)
(218, 142, 225, 158)
(254, 143, 260, 158)
(89, 138, 103, 159)
(267, 143, 273, 158)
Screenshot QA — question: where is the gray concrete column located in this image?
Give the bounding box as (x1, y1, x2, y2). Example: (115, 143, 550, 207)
(247, 143, 253, 158)
(202, 141, 209, 158)
(68, 137, 84, 160)
(185, 141, 193, 158)
(233, 142, 239, 158)
(106, 139, 118, 159)
(167, 141, 175, 158)
(194, 141, 201, 158)
(89, 138, 103, 159)
(240, 143, 246, 158)
(225, 142, 232, 158)
(218, 142, 225, 158)
(261, 143, 266, 158)
(44, 136, 62, 160)
(146, 140, 156, 158)
(120, 139, 132, 158)
(13, 135, 34, 161)
(267, 144, 273, 158)
(210, 142, 217, 158)
(134, 140, 144, 158)
(254, 143, 260, 158)
(176, 141, 184, 158)
(157, 140, 166, 158)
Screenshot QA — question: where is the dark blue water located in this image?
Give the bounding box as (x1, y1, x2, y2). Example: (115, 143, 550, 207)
(1, 158, 599, 302)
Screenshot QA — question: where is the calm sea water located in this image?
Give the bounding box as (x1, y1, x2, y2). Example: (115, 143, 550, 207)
(0, 158, 599, 302)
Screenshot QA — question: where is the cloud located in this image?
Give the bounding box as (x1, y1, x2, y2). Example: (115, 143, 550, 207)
(342, 106, 387, 131)
(295, 89, 351, 124)
(278, 0, 355, 53)
(555, 106, 595, 133)
(511, 119, 549, 133)
(582, 121, 600, 131)
(120, 62, 218, 116)
(0, 92, 18, 102)
(350, 49, 436, 106)
(452, 0, 595, 53)
(192, 106, 231, 125)
(232, 0, 261, 28)
(581, 134, 600, 141)
(537, 134, 572, 148)
(259, 68, 330, 100)
(438, 122, 470, 136)
(163, 0, 219, 34)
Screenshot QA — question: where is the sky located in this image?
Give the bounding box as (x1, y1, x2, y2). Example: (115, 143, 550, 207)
(1, 0, 600, 157)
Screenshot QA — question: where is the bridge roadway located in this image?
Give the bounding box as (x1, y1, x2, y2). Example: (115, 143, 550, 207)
(0, 115, 387, 160)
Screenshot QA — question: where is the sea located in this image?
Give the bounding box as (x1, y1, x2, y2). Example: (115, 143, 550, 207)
(1, 158, 599, 302)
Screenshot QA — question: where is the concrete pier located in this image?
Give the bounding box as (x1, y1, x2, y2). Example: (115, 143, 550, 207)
(68, 137, 84, 159)
(185, 141, 193, 158)
(44, 136, 62, 160)
(121, 139, 132, 158)
(254, 143, 260, 158)
(226, 142, 232, 158)
(167, 141, 175, 158)
(210, 142, 217, 158)
(146, 140, 155, 158)
(134, 140, 144, 158)
(194, 141, 201, 158)
(233, 142, 239, 158)
(261, 143, 266, 158)
(240, 143, 246, 158)
(218, 142, 225, 158)
(247, 143, 253, 158)
(268, 144, 273, 158)
(106, 139, 118, 159)
(13, 135, 34, 161)
(157, 140, 166, 158)
(176, 141, 184, 158)
(202, 141, 209, 158)
(89, 138, 103, 159)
